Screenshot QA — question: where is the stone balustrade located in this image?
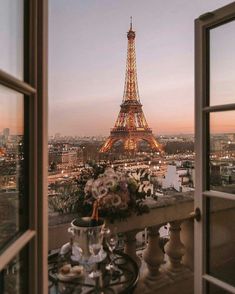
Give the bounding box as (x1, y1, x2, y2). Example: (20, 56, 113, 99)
(107, 192, 194, 293)
(48, 191, 235, 294)
(49, 192, 195, 293)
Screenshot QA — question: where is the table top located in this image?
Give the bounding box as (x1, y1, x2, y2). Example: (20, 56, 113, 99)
(48, 250, 139, 294)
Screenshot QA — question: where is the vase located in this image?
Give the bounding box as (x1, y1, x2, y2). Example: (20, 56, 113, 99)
(68, 217, 105, 264)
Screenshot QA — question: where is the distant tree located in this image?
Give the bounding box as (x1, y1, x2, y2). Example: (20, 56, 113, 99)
(50, 161, 57, 171)
(165, 141, 194, 154)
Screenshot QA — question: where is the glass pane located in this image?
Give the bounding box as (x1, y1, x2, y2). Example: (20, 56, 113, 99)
(207, 197, 235, 287)
(0, 246, 28, 294)
(210, 20, 235, 106)
(0, 85, 27, 250)
(206, 282, 231, 294)
(210, 111, 235, 194)
(0, 0, 24, 79)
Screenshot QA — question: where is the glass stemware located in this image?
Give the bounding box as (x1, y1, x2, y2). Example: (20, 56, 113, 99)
(105, 227, 119, 273)
(88, 228, 103, 279)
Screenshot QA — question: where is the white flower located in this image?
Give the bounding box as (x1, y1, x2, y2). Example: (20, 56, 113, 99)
(91, 177, 110, 199)
(97, 185, 109, 199)
(103, 177, 117, 189)
(91, 178, 104, 198)
(111, 194, 122, 207)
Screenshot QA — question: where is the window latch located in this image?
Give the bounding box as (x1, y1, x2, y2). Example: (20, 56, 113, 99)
(189, 207, 201, 222)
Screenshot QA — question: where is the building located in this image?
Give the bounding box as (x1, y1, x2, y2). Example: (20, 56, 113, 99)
(2, 128, 10, 146)
(162, 164, 195, 192)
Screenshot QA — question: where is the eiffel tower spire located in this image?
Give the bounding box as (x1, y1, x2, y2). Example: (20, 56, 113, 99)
(123, 17, 139, 102)
(100, 21, 162, 153)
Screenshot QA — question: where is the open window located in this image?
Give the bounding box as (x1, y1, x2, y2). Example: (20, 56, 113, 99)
(0, 1, 48, 293)
(195, 2, 235, 293)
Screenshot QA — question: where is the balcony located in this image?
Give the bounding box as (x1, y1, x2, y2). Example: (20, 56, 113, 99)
(49, 193, 193, 292)
(48, 192, 235, 293)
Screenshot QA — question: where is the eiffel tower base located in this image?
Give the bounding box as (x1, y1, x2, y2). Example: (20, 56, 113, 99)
(100, 131, 161, 153)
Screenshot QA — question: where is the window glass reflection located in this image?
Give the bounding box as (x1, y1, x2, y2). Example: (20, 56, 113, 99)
(210, 111, 235, 194)
(207, 197, 235, 287)
(210, 20, 235, 106)
(0, 246, 28, 294)
(0, 0, 24, 79)
(207, 282, 231, 294)
(0, 85, 27, 250)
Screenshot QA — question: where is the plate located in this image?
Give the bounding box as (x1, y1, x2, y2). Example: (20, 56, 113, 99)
(58, 265, 84, 281)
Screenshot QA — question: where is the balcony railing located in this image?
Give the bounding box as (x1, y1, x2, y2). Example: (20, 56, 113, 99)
(49, 192, 194, 293)
(108, 193, 194, 293)
(49, 192, 235, 293)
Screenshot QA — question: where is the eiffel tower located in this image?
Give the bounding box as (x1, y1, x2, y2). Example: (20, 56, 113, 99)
(100, 18, 161, 153)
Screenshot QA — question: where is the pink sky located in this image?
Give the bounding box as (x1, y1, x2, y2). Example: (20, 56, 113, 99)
(0, 1, 234, 137)
(0, 87, 24, 135)
(48, 0, 234, 136)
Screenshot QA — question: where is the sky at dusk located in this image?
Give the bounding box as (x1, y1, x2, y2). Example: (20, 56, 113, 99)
(0, 86, 24, 135)
(48, 0, 234, 137)
(0, 1, 24, 134)
(1, 1, 234, 136)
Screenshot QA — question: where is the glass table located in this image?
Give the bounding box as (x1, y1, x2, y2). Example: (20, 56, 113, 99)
(48, 250, 139, 294)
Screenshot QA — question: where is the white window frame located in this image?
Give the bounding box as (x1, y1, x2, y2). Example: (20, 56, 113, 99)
(195, 2, 235, 294)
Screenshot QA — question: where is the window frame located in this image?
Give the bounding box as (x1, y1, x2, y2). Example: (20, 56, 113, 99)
(195, 2, 235, 294)
(0, 0, 48, 293)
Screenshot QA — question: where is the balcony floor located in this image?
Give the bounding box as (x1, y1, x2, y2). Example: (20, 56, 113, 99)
(134, 276, 193, 294)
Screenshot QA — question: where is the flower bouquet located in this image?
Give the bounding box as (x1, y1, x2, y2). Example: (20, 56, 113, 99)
(77, 164, 152, 222)
(49, 162, 156, 222)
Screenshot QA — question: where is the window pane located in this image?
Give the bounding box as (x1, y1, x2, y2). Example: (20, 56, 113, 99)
(0, 85, 27, 250)
(206, 197, 235, 287)
(206, 282, 231, 294)
(210, 20, 235, 106)
(0, 246, 28, 294)
(0, 0, 24, 79)
(210, 111, 235, 194)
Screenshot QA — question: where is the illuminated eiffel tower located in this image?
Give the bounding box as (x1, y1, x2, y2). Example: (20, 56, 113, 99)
(100, 18, 161, 153)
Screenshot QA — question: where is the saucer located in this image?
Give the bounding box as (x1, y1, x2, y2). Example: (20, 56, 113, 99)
(89, 249, 107, 264)
(79, 249, 107, 265)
